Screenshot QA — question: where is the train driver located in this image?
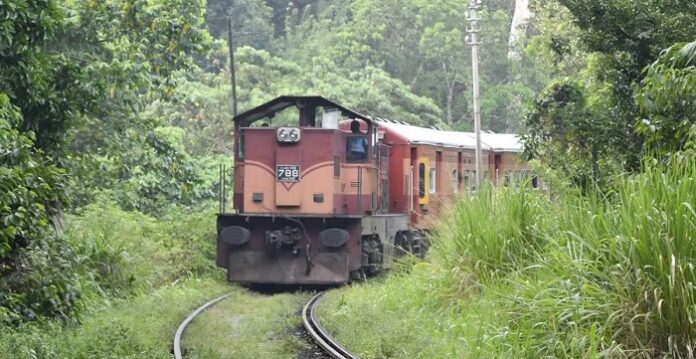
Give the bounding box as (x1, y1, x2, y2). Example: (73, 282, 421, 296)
(347, 119, 368, 162)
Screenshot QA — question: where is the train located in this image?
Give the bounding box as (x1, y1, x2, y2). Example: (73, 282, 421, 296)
(216, 96, 531, 285)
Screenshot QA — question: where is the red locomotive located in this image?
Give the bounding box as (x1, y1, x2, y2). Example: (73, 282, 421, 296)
(216, 96, 528, 285)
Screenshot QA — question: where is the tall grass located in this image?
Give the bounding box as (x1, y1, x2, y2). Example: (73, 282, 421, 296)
(436, 184, 554, 281)
(431, 156, 696, 357)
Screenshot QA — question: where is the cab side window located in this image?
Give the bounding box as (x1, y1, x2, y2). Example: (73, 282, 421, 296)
(346, 136, 368, 162)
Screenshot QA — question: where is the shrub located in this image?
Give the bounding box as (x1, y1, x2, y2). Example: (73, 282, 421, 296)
(0, 93, 74, 324)
(435, 182, 553, 281)
(433, 155, 696, 356)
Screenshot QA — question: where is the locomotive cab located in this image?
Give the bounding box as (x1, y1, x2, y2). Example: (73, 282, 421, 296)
(217, 96, 410, 285)
(232, 97, 377, 215)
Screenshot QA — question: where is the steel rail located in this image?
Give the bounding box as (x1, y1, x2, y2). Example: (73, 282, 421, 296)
(173, 292, 232, 359)
(302, 291, 359, 359)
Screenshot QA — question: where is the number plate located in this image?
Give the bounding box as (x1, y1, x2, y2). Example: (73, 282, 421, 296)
(276, 165, 301, 183)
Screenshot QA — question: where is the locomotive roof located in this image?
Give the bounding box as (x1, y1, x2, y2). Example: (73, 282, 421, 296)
(377, 120, 523, 153)
(233, 96, 373, 127)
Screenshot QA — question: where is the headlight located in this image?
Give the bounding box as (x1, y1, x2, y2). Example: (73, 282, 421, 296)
(277, 127, 301, 143)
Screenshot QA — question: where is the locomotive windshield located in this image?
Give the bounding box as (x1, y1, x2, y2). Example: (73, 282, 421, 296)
(346, 136, 368, 162)
(346, 119, 368, 162)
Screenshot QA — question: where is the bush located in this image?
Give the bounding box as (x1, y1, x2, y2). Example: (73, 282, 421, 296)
(1, 195, 217, 324)
(1, 93, 73, 324)
(66, 200, 217, 297)
(435, 156, 696, 356)
(323, 155, 696, 357)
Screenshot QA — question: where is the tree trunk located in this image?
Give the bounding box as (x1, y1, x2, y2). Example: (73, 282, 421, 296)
(411, 63, 424, 87)
(508, 0, 532, 60)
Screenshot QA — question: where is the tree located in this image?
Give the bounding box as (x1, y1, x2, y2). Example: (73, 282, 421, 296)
(636, 40, 696, 155)
(509, 0, 533, 60)
(542, 0, 696, 169)
(236, 45, 443, 125)
(419, 22, 468, 126)
(277, 0, 526, 130)
(205, 0, 274, 49)
(0, 1, 89, 151)
(59, 0, 215, 209)
(0, 0, 214, 322)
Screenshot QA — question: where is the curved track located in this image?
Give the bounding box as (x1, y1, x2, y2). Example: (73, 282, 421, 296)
(173, 290, 357, 359)
(173, 292, 232, 359)
(302, 292, 359, 359)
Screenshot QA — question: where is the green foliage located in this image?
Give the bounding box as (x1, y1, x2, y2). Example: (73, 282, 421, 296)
(523, 80, 621, 189)
(58, 0, 217, 210)
(436, 184, 552, 280)
(0, 236, 84, 325)
(0, 277, 231, 359)
(263, 0, 526, 130)
(70, 119, 213, 214)
(0, 95, 62, 258)
(205, 0, 275, 49)
(66, 202, 217, 295)
(1, 196, 217, 324)
(321, 157, 696, 357)
(558, 0, 696, 71)
(0, 0, 88, 151)
(163, 45, 443, 133)
(0, 93, 75, 324)
(443, 156, 696, 355)
(2, 0, 216, 321)
(636, 40, 696, 154)
(0, 3, 74, 316)
(524, 0, 696, 185)
(144, 64, 233, 155)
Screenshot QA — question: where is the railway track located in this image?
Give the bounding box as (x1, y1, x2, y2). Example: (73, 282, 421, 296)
(172, 290, 358, 359)
(173, 292, 232, 359)
(302, 291, 359, 359)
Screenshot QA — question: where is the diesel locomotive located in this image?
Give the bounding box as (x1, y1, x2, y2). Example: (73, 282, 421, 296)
(216, 96, 528, 285)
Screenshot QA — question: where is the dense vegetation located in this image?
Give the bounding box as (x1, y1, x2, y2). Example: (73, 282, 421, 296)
(1, 0, 695, 357)
(321, 156, 696, 357)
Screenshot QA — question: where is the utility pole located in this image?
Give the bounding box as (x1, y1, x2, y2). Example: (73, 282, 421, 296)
(228, 17, 238, 116)
(467, 0, 483, 189)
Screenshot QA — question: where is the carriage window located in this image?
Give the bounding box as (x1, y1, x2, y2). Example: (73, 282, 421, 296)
(429, 168, 436, 193)
(418, 163, 426, 198)
(346, 136, 368, 162)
